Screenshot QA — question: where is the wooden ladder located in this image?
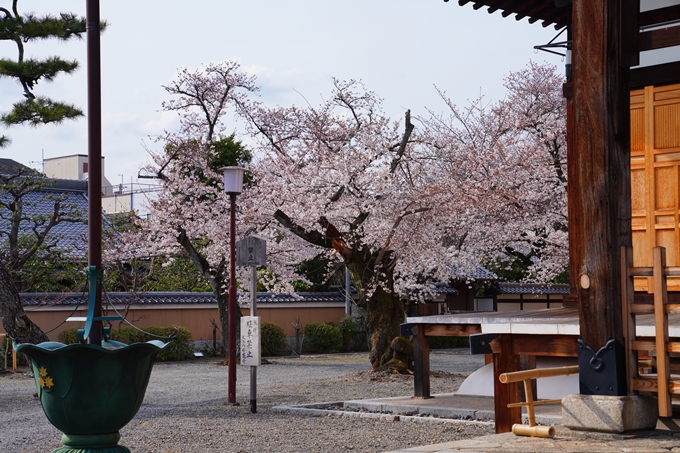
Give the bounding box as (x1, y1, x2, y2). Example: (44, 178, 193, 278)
(622, 245, 680, 417)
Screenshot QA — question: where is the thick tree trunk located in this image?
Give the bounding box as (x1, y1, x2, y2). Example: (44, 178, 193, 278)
(365, 284, 406, 369)
(0, 260, 49, 344)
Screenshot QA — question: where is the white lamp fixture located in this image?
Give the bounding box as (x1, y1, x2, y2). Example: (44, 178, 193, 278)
(221, 166, 246, 194)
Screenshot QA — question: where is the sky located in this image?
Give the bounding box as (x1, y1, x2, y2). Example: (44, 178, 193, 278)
(0, 1, 566, 192)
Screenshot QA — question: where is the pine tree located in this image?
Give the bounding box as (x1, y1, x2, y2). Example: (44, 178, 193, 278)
(0, 2, 105, 146)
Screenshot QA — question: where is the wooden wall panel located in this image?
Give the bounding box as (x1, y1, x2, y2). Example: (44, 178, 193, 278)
(655, 104, 680, 149)
(631, 107, 645, 152)
(655, 166, 676, 210)
(631, 168, 646, 212)
(632, 83, 680, 292)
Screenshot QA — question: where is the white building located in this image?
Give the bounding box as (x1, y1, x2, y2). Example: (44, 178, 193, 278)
(42, 154, 133, 214)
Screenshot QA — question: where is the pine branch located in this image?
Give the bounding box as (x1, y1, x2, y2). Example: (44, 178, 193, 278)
(1, 97, 83, 126)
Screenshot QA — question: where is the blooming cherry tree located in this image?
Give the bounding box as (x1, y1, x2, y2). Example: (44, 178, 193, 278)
(109, 62, 257, 353)
(421, 61, 568, 282)
(240, 79, 491, 370)
(118, 60, 567, 370)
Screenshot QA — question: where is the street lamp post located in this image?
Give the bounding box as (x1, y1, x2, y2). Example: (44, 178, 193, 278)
(222, 166, 246, 404)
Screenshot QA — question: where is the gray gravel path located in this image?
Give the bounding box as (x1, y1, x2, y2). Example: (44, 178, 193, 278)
(0, 349, 490, 453)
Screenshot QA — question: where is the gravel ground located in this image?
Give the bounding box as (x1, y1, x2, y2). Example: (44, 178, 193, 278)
(0, 349, 491, 453)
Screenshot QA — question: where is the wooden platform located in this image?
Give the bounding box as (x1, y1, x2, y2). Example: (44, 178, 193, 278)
(404, 307, 680, 434)
(406, 307, 680, 337)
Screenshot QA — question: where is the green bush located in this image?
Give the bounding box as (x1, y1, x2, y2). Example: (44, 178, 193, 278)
(303, 322, 342, 354)
(428, 336, 470, 349)
(260, 322, 288, 356)
(57, 325, 193, 361)
(339, 316, 368, 352)
(57, 327, 80, 345)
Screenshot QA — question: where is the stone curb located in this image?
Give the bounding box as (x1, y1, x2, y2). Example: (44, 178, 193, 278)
(272, 402, 495, 426)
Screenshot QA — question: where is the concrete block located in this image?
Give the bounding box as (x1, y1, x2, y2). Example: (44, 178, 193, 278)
(561, 394, 658, 433)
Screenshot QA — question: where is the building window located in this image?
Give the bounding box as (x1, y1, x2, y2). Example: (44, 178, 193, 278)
(83, 162, 88, 173)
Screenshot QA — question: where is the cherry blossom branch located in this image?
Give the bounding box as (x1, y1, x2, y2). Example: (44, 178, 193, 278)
(273, 210, 333, 250)
(374, 205, 430, 271)
(389, 109, 414, 173)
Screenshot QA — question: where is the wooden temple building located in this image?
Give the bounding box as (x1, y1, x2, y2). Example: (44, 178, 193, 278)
(403, 0, 680, 433)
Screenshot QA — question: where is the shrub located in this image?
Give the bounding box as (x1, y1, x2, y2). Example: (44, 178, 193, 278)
(57, 325, 193, 361)
(339, 316, 368, 352)
(260, 321, 288, 357)
(57, 327, 80, 345)
(428, 336, 470, 349)
(303, 322, 342, 354)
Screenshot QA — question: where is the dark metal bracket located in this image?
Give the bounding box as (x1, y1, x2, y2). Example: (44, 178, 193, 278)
(400, 323, 416, 337)
(469, 333, 500, 355)
(578, 338, 627, 396)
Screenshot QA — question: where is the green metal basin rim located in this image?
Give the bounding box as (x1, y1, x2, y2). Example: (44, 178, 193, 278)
(14, 339, 168, 354)
(62, 432, 121, 448)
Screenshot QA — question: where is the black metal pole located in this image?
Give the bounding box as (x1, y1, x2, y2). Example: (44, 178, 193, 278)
(86, 0, 103, 346)
(228, 193, 237, 403)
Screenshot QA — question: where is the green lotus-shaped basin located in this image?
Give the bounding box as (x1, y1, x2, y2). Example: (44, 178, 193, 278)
(15, 340, 166, 452)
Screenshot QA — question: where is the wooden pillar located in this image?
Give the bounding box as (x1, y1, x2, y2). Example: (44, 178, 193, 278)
(413, 327, 431, 398)
(569, 0, 632, 394)
(493, 334, 521, 433)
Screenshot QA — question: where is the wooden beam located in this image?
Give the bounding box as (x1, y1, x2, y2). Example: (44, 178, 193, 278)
(638, 25, 680, 51)
(511, 334, 579, 357)
(653, 247, 672, 416)
(631, 61, 680, 89)
(570, 0, 630, 355)
(478, 334, 578, 356)
(493, 334, 522, 433)
(631, 377, 680, 394)
(623, 0, 640, 67)
(413, 331, 431, 398)
(422, 324, 481, 337)
(639, 5, 680, 28)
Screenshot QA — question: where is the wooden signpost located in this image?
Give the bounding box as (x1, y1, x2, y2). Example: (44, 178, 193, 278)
(236, 235, 266, 413)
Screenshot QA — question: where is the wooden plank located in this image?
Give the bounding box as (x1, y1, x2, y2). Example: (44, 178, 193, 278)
(623, 0, 640, 67)
(632, 303, 680, 314)
(653, 247, 672, 417)
(630, 303, 654, 314)
(493, 334, 521, 433)
(627, 266, 680, 277)
(631, 377, 680, 394)
(412, 329, 431, 399)
(632, 340, 680, 353)
(638, 26, 680, 51)
(423, 324, 482, 337)
(631, 340, 655, 351)
(621, 246, 637, 395)
(510, 334, 579, 357)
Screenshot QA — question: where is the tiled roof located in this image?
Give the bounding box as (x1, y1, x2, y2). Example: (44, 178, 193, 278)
(20, 291, 348, 307)
(15, 189, 90, 258)
(0, 177, 111, 260)
(498, 282, 570, 295)
(432, 283, 459, 294)
(452, 0, 571, 29)
(0, 159, 30, 175)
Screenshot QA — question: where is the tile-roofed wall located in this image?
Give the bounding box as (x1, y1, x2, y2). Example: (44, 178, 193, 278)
(498, 282, 570, 295)
(21, 291, 347, 307)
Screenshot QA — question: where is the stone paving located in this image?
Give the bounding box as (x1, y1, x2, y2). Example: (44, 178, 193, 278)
(383, 426, 680, 453)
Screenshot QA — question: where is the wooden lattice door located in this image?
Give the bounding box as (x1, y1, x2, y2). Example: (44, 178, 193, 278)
(631, 84, 680, 292)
